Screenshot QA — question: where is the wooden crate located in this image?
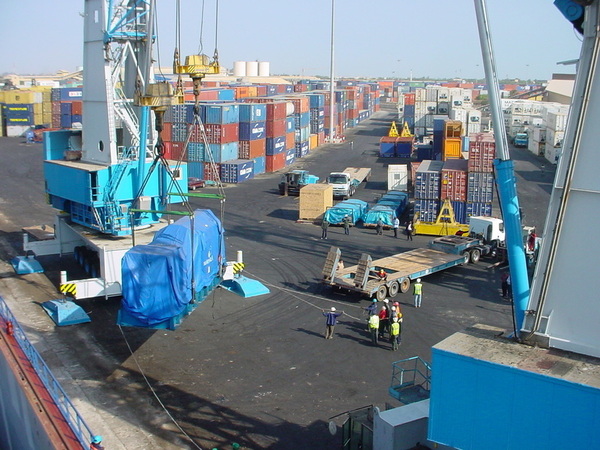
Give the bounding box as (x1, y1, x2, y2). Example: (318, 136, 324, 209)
(299, 184, 333, 220)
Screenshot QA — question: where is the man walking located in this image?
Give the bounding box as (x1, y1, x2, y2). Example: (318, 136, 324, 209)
(342, 215, 351, 235)
(393, 216, 400, 238)
(321, 219, 329, 239)
(413, 278, 423, 307)
(322, 307, 343, 339)
(406, 220, 413, 241)
(368, 312, 380, 346)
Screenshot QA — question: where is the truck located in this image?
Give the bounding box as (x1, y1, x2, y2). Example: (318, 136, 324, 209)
(322, 235, 491, 301)
(278, 170, 320, 195)
(326, 167, 371, 199)
(513, 132, 529, 148)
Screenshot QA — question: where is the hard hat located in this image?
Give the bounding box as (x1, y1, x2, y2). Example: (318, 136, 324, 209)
(393, 301, 400, 306)
(391, 306, 396, 311)
(383, 299, 389, 303)
(417, 278, 421, 282)
(92, 436, 103, 444)
(372, 299, 377, 302)
(393, 317, 398, 322)
(331, 307, 336, 311)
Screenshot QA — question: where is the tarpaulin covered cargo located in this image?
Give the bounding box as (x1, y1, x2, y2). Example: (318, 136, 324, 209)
(363, 205, 396, 227)
(324, 199, 368, 225)
(120, 209, 225, 327)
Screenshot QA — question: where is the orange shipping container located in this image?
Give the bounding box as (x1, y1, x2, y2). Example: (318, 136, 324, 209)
(266, 153, 286, 172)
(442, 138, 462, 161)
(309, 134, 318, 149)
(71, 101, 83, 115)
(239, 139, 266, 159)
(286, 132, 295, 150)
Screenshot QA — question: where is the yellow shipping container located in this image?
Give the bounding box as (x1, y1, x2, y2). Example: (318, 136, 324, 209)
(247, 86, 258, 98)
(42, 112, 53, 125)
(442, 138, 462, 161)
(42, 102, 53, 114)
(299, 184, 333, 221)
(3, 90, 43, 104)
(33, 103, 43, 115)
(0, 91, 5, 103)
(34, 113, 45, 125)
(309, 133, 318, 149)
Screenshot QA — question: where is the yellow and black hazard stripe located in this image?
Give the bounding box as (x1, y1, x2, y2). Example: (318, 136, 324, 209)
(232, 262, 245, 273)
(60, 283, 77, 298)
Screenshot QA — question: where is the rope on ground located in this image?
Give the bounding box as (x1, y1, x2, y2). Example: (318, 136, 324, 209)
(117, 325, 203, 450)
(243, 270, 364, 321)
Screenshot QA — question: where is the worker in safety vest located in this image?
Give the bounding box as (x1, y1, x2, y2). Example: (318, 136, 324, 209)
(368, 313, 380, 346)
(413, 278, 423, 308)
(390, 316, 402, 351)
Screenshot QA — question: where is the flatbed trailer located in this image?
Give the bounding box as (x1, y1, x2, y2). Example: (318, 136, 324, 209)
(322, 235, 487, 300)
(344, 167, 372, 185)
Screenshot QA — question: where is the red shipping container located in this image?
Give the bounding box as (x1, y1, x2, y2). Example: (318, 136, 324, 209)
(294, 83, 308, 93)
(267, 119, 286, 138)
(266, 102, 287, 120)
(410, 161, 422, 186)
(276, 84, 287, 94)
(266, 153, 286, 172)
(404, 93, 415, 105)
(441, 159, 469, 202)
(198, 90, 219, 101)
(71, 101, 83, 115)
(348, 109, 358, 119)
(163, 141, 186, 160)
(203, 162, 222, 181)
(162, 122, 172, 142)
(239, 139, 266, 159)
(203, 81, 220, 88)
(256, 85, 267, 97)
(52, 113, 61, 128)
(286, 132, 295, 150)
(204, 123, 239, 144)
(287, 96, 309, 114)
(468, 133, 495, 173)
(317, 131, 325, 146)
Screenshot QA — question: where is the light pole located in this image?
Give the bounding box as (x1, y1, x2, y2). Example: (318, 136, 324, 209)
(328, 0, 336, 142)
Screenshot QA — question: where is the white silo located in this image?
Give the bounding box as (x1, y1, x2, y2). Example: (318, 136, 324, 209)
(246, 61, 259, 77)
(258, 61, 270, 77)
(233, 61, 246, 77)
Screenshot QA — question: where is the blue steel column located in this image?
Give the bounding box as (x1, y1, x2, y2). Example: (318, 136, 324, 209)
(474, 0, 529, 334)
(136, 105, 150, 223)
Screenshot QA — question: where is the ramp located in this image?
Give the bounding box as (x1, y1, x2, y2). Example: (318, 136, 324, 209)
(41, 300, 91, 326)
(221, 276, 270, 298)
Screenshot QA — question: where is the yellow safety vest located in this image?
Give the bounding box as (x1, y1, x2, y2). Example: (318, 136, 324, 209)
(390, 322, 400, 336)
(413, 283, 422, 295)
(368, 315, 380, 329)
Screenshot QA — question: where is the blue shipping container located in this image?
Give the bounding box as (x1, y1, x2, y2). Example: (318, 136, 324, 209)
(295, 126, 310, 143)
(220, 159, 254, 183)
(266, 85, 277, 96)
(266, 136, 286, 155)
(202, 142, 239, 163)
(285, 117, 295, 133)
(71, 115, 82, 123)
(239, 121, 266, 141)
(187, 161, 204, 179)
(308, 93, 325, 108)
(396, 141, 412, 158)
(295, 141, 309, 158)
(284, 148, 296, 166)
(187, 143, 204, 162)
(253, 156, 266, 175)
(466, 202, 493, 221)
(452, 201, 467, 224)
(379, 141, 395, 158)
(414, 199, 440, 223)
(294, 112, 310, 128)
(203, 104, 239, 124)
(414, 160, 444, 199)
(60, 114, 72, 128)
(217, 89, 235, 101)
(239, 103, 267, 122)
(467, 172, 494, 203)
(60, 88, 83, 101)
(171, 122, 188, 142)
(3, 104, 34, 115)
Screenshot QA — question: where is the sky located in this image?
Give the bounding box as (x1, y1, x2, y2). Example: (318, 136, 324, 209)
(0, 0, 583, 82)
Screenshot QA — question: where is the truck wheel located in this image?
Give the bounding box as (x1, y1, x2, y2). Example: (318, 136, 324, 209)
(461, 252, 470, 264)
(376, 285, 387, 301)
(469, 248, 481, 264)
(399, 277, 411, 293)
(387, 281, 400, 297)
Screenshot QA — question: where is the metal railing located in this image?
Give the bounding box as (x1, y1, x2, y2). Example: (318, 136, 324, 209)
(389, 356, 432, 403)
(0, 295, 95, 447)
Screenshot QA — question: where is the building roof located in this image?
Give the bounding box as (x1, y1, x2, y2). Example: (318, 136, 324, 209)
(545, 78, 575, 99)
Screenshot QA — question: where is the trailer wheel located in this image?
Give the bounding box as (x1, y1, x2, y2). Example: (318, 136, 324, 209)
(469, 248, 481, 264)
(387, 281, 400, 297)
(461, 252, 470, 264)
(399, 277, 411, 293)
(376, 285, 387, 301)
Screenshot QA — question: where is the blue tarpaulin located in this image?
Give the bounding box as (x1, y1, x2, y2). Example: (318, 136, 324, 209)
(324, 199, 368, 224)
(121, 209, 225, 327)
(363, 205, 397, 227)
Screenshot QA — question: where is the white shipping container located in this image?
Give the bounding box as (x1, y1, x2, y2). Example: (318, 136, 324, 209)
(425, 86, 438, 102)
(437, 101, 449, 115)
(545, 110, 568, 131)
(467, 109, 481, 123)
(546, 128, 565, 147)
(425, 101, 437, 113)
(437, 87, 449, 101)
(528, 138, 543, 156)
(530, 126, 546, 143)
(544, 142, 561, 164)
(466, 122, 482, 135)
(388, 164, 409, 191)
(415, 88, 427, 102)
(6, 125, 32, 137)
(449, 107, 468, 123)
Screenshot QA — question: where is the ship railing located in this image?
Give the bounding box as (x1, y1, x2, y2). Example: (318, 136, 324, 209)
(0, 295, 95, 447)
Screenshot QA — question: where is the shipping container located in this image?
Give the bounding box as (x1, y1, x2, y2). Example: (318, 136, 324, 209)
(295, 140, 309, 158)
(239, 103, 267, 122)
(442, 138, 462, 160)
(163, 141, 186, 160)
(468, 133, 495, 173)
(441, 159, 468, 202)
(466, 202, 493, 221)
(451, 201, 467, 224)
(202, 142, 239, 163)
(414, 199, 440, 222)
(187, 142, 205, 161)
(238, 139, 266, 159)
(203, 103, 239, 124)
(239, 121, 266, 140)
(266, 152, 286, 172)
(266, 119, 286, 138)
(220, 159, 254, 183)
(414, 160, 444, 199)
(187, 161, 204, 179)
(253, 156, 266, 175)
(284, 148, 296, 166)
(286, 132, 295, 150)
(266, 135, 286, 155)
(203, 123, 239, 144)
(467, 172, 494, 203)
(387, 164, 408, 191)
(59, 88, 83, 101)
(202, 162, 222, 182)
(379, 136, 396, 158)
(396, 137, 414, 157)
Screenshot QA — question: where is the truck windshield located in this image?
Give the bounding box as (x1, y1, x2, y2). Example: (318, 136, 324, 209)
(328, 175, 346, 184)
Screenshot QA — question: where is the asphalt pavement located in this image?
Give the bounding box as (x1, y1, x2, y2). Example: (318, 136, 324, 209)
(0, 106, 555, 449)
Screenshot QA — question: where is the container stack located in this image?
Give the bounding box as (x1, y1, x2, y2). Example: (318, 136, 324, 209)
(51, 87, 83, 130)
(542, 104, 569, 163)
(0, 89, 45, 136)
(467, 132, 495, 221)
(414, 160, 444, 222)
(238, 103, 267, 173)
(308, 93, 325, 146)
(440, 159, 469, 224)
(286, 96, 310, 158)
